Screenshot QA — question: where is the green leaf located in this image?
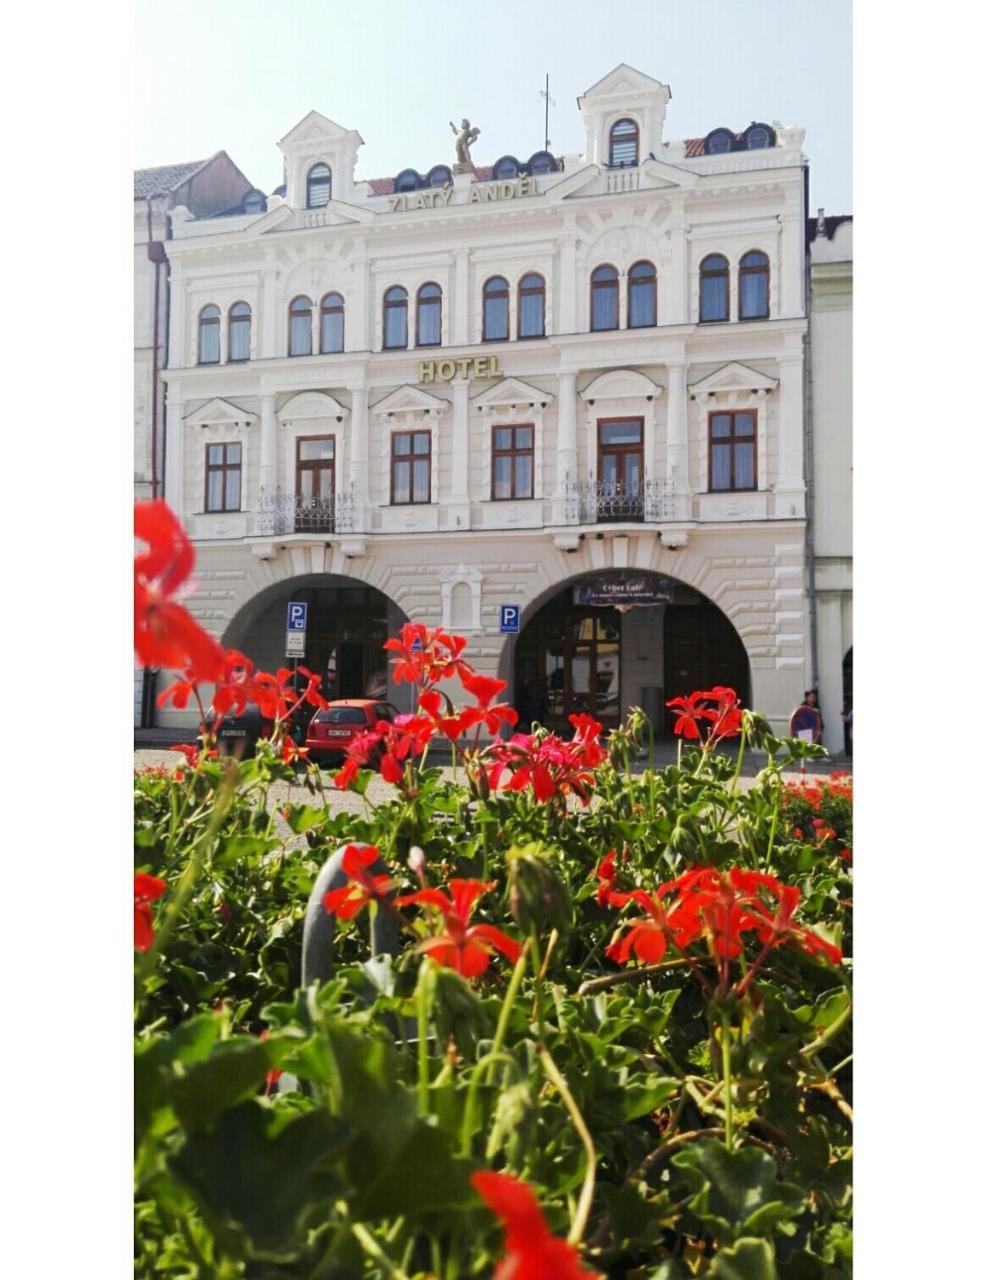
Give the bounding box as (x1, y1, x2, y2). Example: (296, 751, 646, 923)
(169, 1101, 350, 1259)
(706, 1237, 777, 1280)
(672, 1139, 805, 1244)
(619, 1076, 682, 1121)
(350, 1119, 476, 1220)
(169, 1032, 300, 1132)
(281, 804, 328, 835)
(213, 833, 277, 871)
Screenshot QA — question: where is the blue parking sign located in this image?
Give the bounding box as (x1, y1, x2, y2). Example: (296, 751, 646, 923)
(287, 602, 308, 631)
(499, 604, 520, 634)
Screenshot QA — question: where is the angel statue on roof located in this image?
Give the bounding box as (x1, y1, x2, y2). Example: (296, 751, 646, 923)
(450, 118, 481, 172)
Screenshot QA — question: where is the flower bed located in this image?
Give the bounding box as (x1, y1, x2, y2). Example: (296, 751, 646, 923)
(135, 501, 852, 1279)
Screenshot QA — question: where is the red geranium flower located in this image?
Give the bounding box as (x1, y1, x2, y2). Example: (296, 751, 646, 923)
(397, 878, 521, 978)
(665, 691, 709, 740)
(169, 742, 218, 769)
(594, 850, 618, 909)
(487, 719, 607, 806)
(259, 1030, 284, 1097)
(330, 756, 361, 790)
(384, 622, 471, 687)
(135, 501, 224, 680)
(134, 872, 167, 953)
(457, 672, 520, 737)
(471, 1170, 600, 1280)
(699, 685, 743, 739)
(323, 845, 394, 920)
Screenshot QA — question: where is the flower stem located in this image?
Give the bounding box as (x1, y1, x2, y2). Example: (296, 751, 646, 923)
(485, 947, 529, 1086)
(351, 1222, 409, 1279)
(731, 720, 747, 792)
(538, 1045, 596, 1248)
(415, 959, 432, 1113)
(718, 1007, 734, 1151)
(461, 1050, 519, 1157)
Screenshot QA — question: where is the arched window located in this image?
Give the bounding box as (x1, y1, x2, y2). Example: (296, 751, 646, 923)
(590, 265, 619, 331)
(705, 129, 734, 155)
(528, 151, 557, 175)
(395, 169, 420, 192)
(320, 292, 344, 353)
(627, 261, 657, 328)
(427, 165, 452, 188)
(745, 123, 774, 150)
(306, 163, 331, 208)
(608, 118, 639, 167)
(483, 276, 509, 341)
(242, 189, 266, 214)
(517, 272, 545, 339)
(416, 282, 442, 347)
(493, 155, 519, 180)
(288, 296, 313, 356)
(699, 255, 729, 322)
(197, 304, 220, 364)
(227, 302, 251, 362)
(383, 286, 408, 349)
(738, 252, 770, 320)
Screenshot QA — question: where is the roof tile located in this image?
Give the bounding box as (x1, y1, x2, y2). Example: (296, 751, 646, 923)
(133, 159, 210, 197)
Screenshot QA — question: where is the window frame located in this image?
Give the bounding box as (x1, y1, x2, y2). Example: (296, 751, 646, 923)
(382, 286, 409, 350)
(626, 261, 657, 329)
(319, 291, 345, 354)
(491, 423, 535, 501)
(288, 295, 313, 356)
(590, 264, 620, 331)
(197, 304, 221, 365)
(708, 410, 758, 492)
(516, 272, 546, 339)
(608, 118, 639, 168)
(737, 251, 770, 320)
(390, 429, 432, 505)
(306, 162, 332, 208)
(295, 434, 336, 501)
(227, 301, 251, 362)
(415, 281, 443, 348)
(699, 255, 730, 323)
(597, 417, 645, 487)
(482, 276, 510, 342)
(204, 441, 242, 513)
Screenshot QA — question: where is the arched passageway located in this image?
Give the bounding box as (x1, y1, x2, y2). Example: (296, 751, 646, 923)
(504, 569, 751, 736)
(223, 574, 409, 701)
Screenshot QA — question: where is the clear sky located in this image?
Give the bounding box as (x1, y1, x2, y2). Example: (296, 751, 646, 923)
(135, 0, 851, 212)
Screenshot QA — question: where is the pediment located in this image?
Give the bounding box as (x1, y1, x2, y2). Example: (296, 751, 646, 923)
(370, 384, 449, 416)
(279, 110, 364, 149)
(643, 158, 699, 189)
(183, 397, 257, 426)
(581, 369, 663, 402)
(278, 391, 348, 421)
(579, 63, 664, 104)
(471, 377, 553, 409)
(688, 362, 778, 396)
(545, 165, 602, 200)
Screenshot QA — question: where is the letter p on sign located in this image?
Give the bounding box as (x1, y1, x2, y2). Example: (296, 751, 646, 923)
(499, 604, 520, 634)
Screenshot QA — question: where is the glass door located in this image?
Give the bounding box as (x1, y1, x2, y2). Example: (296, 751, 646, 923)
(295, 436, 335, 532)
(597, 419, 644, 520)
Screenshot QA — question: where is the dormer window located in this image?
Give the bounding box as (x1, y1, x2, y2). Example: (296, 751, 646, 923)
(745, 123, 774, 150)
(528, 151, 557, 175)
(427, 165, 452, 188)
(608, 118, 639, 167)
(493, 155, 519, 180)
(242, 189, 266, 214)
(395, 168, 420, 192)
(705, 129, 734, 155)
(306, 163, 331, 208)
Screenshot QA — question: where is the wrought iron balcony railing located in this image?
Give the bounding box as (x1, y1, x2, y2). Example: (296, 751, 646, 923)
(252, 488, 356, 536)
(566, 478, 676, 524)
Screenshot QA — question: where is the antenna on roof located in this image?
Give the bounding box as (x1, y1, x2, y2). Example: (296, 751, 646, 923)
(539, 74, 556, 151)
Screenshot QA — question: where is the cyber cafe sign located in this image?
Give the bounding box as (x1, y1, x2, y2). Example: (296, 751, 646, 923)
(388, 175, 539, 213)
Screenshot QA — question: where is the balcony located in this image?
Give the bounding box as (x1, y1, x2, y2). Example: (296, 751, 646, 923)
(252, 488, 357, 537)
(566, 478, 676, 525)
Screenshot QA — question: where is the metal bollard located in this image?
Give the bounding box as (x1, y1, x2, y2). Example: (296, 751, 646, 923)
(301, 843, 400, 989)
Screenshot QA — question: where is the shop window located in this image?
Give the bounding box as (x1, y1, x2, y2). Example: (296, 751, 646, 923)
(483, 276, 510, 341)
(391, 431, 431, 504)
(699, 255, 730, 322)
(608, 118, 639, 167)
(492, 424, 534, 500)
(738, 251, 770, 320)
(627, 261, 657, 328)
(709, 411, 757, 491)
(205, 442, 241, 512)
(306, 163, 331, 208)
(197, 304, 220, 364)
(288, 296, 313, 356)
(590, 265, 619, 331)
(320, 292, 345, 353)
(383, 286, 408, 349)
(517, 272, 545, 338)
(227, 301, 251, 362)
(416, 282, 442, 347)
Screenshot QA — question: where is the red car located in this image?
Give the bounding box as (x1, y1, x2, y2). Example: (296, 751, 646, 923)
(304, 698, 401, 764)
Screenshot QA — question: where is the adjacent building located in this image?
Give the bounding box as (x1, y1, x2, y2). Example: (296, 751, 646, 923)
(145, 64, 850, 745)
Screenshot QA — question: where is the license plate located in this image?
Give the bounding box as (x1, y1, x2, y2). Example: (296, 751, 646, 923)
(329, 729, 350, 738)
(221, 728, 246, 739)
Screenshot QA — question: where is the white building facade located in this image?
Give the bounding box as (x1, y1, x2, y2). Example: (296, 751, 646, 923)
(156, 64, 831, 741)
